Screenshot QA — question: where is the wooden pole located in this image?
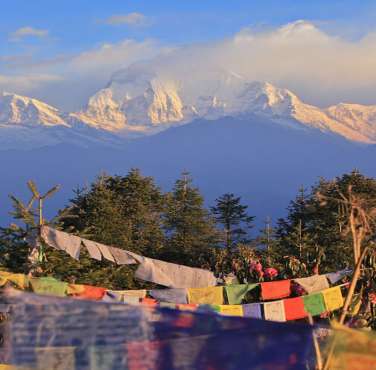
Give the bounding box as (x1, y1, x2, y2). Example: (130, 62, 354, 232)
(308, 314, 323, 370)
(322, 246, 369, 370)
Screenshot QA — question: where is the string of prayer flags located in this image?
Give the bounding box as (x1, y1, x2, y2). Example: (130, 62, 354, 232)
(322, 286, 344, 311)
(263, 300, 286, 322)
(283, 297, 307, 321)
(219, 305, 244, 317)
(30, 277, 68, 297)
(302, 293, 326, 316)
(294, 275, 329, 294)
(41, 226, 81, 260)
(187, 286, 224, 305)
(242, 303, 262, 319)
(150, 288, 188, 304)
(261, 280, 291, 300)
(224, 283, 258, 304)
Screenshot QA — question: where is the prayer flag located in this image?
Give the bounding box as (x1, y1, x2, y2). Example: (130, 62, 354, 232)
(117, 290, 147, 299)
(225, 284, 258, 304)
(30, 277, 68, 297)
(303, 293, 326, 316)
(283, 297, 307, 321)
(69, 284, 106, 300)
(326, 269, 352, 284)
(294, 275, 329, 294)
(0, 271, 29, 290)
(242, 303, 262, 319)
(322, 286, 344, 311)
(263, 300, 286, 322)
(219, 305, 243, 317)
(187, 286, 224, 305)
(41, 226, 81, 260)
(150, 288, 188, 304)
(261, 280, 291, 300)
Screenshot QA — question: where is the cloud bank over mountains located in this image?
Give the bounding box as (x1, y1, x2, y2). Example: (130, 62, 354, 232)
(2, 20, 376, 110)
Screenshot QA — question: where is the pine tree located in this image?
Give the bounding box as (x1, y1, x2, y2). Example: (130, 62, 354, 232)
(163, 172, 220, 266)
(211, 193, 254, 248)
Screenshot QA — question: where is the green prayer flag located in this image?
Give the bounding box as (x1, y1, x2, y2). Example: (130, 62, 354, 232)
(303, 293, 326, 316)
(225, 284, 258, 304)
(30, 277, 68, 297)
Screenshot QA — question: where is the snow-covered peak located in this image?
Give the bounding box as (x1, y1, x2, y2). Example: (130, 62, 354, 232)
(71, 88, 127, 131)
(0, 92, 67, 127)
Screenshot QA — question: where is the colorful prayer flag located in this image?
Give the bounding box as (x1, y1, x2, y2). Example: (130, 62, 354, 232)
(303, 293, 326, 316)
(294, 275, 329, 294)
(261, 280, 291, 300)
(30, 277, 68, 297)
(219, 305, 244, 317)
(224, 284, 258, 304)
(322, 286, 344, 311)
(283, 297, 307, 321)
(263, 300, 286, 322)
(242, 303, 262, 319)
(187, 286, 224, 305)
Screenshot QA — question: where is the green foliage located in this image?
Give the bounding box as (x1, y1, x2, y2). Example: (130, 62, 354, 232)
(277, 171, 376, 272)
(163, 172, 220, 267)
(211, 193, 255, 248)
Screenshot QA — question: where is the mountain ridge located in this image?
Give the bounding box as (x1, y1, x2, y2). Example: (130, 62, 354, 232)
(1, 67, 376, 147)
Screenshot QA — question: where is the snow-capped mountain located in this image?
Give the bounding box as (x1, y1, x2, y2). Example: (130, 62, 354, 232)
(1, 66, 376, 147)
(76, 66, 376, 143)
(0, 92, 67, 127)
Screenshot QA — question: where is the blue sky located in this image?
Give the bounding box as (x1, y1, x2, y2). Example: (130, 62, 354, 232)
(2, 1, 376, 110)
(2, 1, 376, 54)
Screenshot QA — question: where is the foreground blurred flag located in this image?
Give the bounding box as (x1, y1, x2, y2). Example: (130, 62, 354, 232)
(328, 322, 376, 370)
(3, 289, 316, 369)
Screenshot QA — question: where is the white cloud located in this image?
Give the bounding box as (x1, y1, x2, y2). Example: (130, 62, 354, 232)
(3, 21, 376, 110)
(9, 26, 49, 42)
(0, 38, 165, 110)
(0, 73, 61, 92)
(104, 13, 147, 26)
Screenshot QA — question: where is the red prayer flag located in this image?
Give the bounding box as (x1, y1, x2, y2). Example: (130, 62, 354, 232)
(284, 297, 307, 320)
(72, 285, 106, 300)
(261, 280, 291, 300)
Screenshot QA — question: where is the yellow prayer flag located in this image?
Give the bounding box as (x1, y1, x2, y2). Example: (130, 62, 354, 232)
(219, 305, 243, 317)
(322, 286, 344, 311)
(187, 286, 224, 305)
(0, 271, 29, 290)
